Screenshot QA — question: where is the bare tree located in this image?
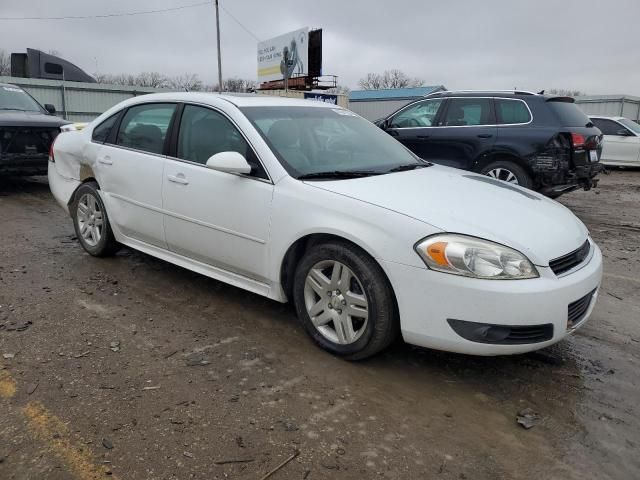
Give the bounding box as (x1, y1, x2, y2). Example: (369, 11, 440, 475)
(326, 85, 351, 95)
(547, 88, 586, 97)
(358, 70, 425, 90)
(0, 49, 10, 76)
(216, 77, 257, 92)
(358, 73, 383, 90)
(135, 72, 168, 88)
(168, 73, 203, 91)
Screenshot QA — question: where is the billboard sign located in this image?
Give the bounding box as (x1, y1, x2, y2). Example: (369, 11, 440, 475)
(258, 28, 309, 83)
(303, 92, 338, 105)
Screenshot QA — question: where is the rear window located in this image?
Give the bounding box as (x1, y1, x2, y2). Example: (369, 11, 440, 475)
(495, 99, 531, 124)
(547, 100, 591, 127)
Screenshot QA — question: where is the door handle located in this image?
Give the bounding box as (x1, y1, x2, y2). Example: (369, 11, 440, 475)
(477, 134, 493, 139)
(98, 155, 112, 165)
(167, 174, 189, 185)
(417, 135, 430, 140)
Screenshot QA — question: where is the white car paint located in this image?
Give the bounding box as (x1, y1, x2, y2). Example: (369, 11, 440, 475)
(49, 92, 602, 356)
(590, 115, 640, 166)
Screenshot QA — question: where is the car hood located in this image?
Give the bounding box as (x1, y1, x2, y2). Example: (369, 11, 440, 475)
(0, 110, 70, 128)
(305, 165, 589, 266)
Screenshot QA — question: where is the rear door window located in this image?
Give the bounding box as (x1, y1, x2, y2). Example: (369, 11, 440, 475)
(442, 98, 494, 126)
(547, 100, 591, 127)
(92, 113, 120, 144)
(116, 103, 176, 155)
(495, 99, 531, 124)
(591, 118, 625, 135)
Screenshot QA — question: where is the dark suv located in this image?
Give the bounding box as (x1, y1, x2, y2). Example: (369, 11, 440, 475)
(0, 83, 70, 175)
(377, 90, 603, 197)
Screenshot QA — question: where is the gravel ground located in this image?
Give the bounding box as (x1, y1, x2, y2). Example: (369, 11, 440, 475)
(0, 170, 638, 480)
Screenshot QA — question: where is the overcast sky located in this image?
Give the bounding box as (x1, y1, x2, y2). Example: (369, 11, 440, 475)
(2, 0, 640, 95)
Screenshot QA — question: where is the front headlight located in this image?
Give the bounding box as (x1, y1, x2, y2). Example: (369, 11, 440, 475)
(415, 234, 539, 280)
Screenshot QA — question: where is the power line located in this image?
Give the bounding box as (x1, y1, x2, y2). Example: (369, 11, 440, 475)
(0, 1, 212, 21)
(220, 4, 261, 42)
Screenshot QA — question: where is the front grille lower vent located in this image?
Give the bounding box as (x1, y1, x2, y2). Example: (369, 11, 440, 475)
(549, 240, 591, 276)
(567, 289, 596, 329)
(447, 319, 554, 345)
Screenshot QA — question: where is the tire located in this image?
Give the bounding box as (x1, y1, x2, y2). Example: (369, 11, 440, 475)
(292, 241, 398, 360)
(479, 160, 532, 189)
(71, 181, 120, 257)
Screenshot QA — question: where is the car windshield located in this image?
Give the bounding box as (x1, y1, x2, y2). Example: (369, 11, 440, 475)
(241, 106, 423, 178)
(0, 85, 44, 112)
(618, 118, 640, 135)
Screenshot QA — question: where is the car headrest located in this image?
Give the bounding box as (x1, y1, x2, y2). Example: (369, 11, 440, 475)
(267, 120, 298, 149)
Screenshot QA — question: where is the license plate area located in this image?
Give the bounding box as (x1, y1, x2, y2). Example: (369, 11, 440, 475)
(589, 150, 598, 162)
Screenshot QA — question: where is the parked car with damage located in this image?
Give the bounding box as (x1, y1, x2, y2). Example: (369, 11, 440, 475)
(376, 90, 603, 197)
(0, 83, 70, 175)
(48, 93, 602, 359)
(589, 116, 640, 167)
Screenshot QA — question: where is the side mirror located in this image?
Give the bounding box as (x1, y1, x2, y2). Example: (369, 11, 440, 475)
(44, 104, 56, 114)
(205, 151, 251, 174)
(379, 118, 391, 130)
(616, 128, 633, 136)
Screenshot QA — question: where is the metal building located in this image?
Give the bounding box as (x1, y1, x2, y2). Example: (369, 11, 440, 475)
(575, 95, 640, 122)
(348, 85, 446, 121)
(1, 76, 349, 123)
(0, 76, 168, 122)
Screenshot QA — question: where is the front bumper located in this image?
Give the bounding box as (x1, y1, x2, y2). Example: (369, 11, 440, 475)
(381, 242, 603, 355)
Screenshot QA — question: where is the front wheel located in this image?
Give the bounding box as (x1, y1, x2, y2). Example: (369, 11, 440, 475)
(479, 160, 532, 189)
(71, 182, 120, 257)
(292, 242, 398, 360)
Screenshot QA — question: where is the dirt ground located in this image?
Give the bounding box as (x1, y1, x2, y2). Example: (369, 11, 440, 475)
(0, 169, 638, 480)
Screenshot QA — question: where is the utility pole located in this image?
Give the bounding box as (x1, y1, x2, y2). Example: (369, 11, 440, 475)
(215, 0, 223, 92)
(283, 49, 289, 93)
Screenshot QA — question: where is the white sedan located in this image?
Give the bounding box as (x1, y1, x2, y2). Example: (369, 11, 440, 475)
(49, 93, 602, 359)
(590, 115, 640, 166)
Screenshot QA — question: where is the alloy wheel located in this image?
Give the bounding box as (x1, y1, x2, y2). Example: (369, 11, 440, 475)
(486, 167, 519, 184)
(76, 193, 104, 247)
(303, 260, 369, 345)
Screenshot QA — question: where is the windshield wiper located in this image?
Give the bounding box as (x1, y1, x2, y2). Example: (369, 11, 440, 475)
(386, 163, 432, 173)
(297, 170, 381, 180)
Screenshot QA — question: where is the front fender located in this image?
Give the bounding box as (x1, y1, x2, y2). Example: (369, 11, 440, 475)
(267, 178, 440, 299)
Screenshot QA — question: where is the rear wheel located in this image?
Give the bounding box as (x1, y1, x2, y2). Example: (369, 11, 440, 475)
(292, 242, 398, 360)
(71, 182, 120, 257)
(480, 160, 532, 188)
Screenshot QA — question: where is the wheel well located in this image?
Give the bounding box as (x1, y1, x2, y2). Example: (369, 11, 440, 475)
(279, 234, 398, 311)
(67, 175, 98, 207)
(474, 153, 532, 176)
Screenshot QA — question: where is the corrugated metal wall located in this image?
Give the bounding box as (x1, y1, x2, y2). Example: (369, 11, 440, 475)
(1, 77, 349, 121)
(348, 99, 414, 121)
(575, 95, 640, 121)
(0, 76, 167, 122)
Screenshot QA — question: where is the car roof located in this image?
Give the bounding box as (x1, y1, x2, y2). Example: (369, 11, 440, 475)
(120, 91, 337, 109)
(427, 90, 539, 99)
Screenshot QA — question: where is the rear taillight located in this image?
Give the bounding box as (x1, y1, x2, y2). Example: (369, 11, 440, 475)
(571, 132, 586, 150)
